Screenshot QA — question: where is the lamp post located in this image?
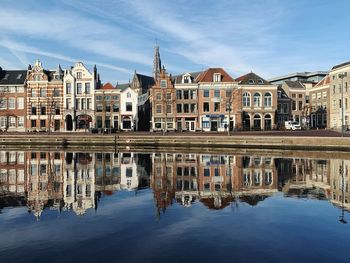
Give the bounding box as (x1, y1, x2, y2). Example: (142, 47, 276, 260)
(339, 73, 347, 137)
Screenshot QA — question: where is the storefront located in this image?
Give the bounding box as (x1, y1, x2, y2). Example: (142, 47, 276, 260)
(201, 114, 227, 132)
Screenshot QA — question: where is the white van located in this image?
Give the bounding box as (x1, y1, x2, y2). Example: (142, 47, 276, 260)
(285, 121, 301, 130)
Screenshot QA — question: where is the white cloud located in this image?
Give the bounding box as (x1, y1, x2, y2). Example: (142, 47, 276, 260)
(0, 38, 133, 74)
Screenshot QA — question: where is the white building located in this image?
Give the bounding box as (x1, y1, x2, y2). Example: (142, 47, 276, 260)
(119, 85, 138, 131)
(63, 62, 99, 131)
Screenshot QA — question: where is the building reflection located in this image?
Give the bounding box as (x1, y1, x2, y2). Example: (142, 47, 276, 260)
(0, 150, 349, 219)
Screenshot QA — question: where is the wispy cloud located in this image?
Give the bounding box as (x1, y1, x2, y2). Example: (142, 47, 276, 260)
(0, 38, 133, 74)
(0, 7, 151, 67)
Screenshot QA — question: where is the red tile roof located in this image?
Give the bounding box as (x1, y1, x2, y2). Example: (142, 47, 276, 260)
(101, 82, 115, 90)
(195, 68, 235, 82)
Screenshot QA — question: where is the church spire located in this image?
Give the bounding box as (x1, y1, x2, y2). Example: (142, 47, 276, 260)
(152, 44, 161, 80)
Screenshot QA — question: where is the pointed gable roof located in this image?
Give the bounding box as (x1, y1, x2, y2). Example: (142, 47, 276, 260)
(196, 68, 235, 82)
(314, 75, 330, 87)
(135, 73, 155, 89)
(101, 82, 115, 90)
(236, 72, 270, 85)
(173, 71, 203, 84)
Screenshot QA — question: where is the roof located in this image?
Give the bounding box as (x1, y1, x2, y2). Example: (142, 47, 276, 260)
(172, 71, 203, 84)
(236, 72, 270, 85)
(314, 75, 330, 87)
(135, 73, 155, 90)
(101, 82, 115, 90)
(196, 68, 235, 82)
(332, 61, 350, 70)
(268, 71, 328, 82)
(0, 70, 27, 85)
(116, 83, 130, 91)
(283, 80, 305, 89)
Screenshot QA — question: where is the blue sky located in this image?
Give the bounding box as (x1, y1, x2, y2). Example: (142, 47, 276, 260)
(0, 0, 349, 84)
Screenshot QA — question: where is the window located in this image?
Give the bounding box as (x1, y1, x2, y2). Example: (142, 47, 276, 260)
(203, 102, 210, 112)
(203, 90, 209, 98)
(0, 98, 7, 109)
(243, 92, 250, 107)
(160, 80, 167, 88)
(31, 106, 37, 115)
(298, 94, 303, 98)
(31, 89, 36, 97)
(77, 83, 82, 94)
(184, 104, 189, 113)
(40, 119, 46, 127)
(127, 92, 131, 98)
(264, 93, 272, 107)
(226, 90, 232, 98)
(253, 93, 261, 107)
(176, 90, 182, 99)
(113, 102, 119, 112)
(76, 72, 82, 79)
(183, 90, 189, 100)
(66, 83, 71, 94)
(41, 106, 46, 115)
(177, 104, 182, 113)
(190, 104, 196, 113)
(87, 98, 91, 109)
(8, 98, 15, 109)
(214, 90, 220, 98)
(292, 101, 296, 111)
(248, 79, 254, 84)
(166, 104, 172, 113)
(31, 120, 36, 128)
(204, 168, 210, 176)
(156, 105, 162, 113)
(85, 83, 90, 94)
(214, 102, 220, 112)
(166, 92, 172, 100)
(126, 102, 132, 111)
(66, 99, 71, 110)
(34, 75, 40, 81)
(40, 88, 46, 97)
(9, 117, 16, 127)
(18, 116, 24, 127)
(156, 92, 162, 100)
(213, 73, 221, 82)
(53, 88, 60, 97)
(96, 103, 103, 112)
(298, 101, 303, 111)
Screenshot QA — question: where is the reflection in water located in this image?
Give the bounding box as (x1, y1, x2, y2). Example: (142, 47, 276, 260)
(0, 150, 349, 221)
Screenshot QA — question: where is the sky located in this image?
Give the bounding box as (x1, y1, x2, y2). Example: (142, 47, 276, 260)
(0, 0, 349, 84)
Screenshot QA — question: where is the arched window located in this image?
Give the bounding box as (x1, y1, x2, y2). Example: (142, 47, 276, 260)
(264, 114, 272, 130)
(243, 92, 251, 107)
(264, 92, 272, 107)
(253, 114, 261, 130)
(253, 93, 261, 107)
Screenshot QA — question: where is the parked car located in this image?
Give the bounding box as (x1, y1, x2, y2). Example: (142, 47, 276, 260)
(285, 121, 301, 130)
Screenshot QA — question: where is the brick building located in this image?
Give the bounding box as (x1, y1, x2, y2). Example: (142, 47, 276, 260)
(26, 60, 64, 132)
(236, 72, 278, 130)
(309, 75, 330, 129)
(0, 67, 27, 132)
(150, 68, 176, 131)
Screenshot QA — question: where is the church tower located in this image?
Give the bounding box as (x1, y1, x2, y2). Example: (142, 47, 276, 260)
(152, 45, 161, 80)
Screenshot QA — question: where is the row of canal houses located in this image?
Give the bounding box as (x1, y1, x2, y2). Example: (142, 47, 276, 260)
(1, 46, 349, 132)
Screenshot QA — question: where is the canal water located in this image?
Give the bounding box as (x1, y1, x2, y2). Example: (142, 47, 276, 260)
(0, 149, 349, 263)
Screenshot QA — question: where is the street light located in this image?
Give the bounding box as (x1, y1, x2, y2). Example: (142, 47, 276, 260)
(339, 73, 347, 137)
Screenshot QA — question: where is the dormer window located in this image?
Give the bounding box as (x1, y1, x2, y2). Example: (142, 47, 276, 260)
(258, 79, 264, 84)
(248, 79, 254, 84)
(77, 72, 82, 79)
(17, 74, 22, 80)
(4, 74, 9, 80)
(213, 73, 221, 82)
(34, 75, 40, 82)
(182, 74, 191, 84)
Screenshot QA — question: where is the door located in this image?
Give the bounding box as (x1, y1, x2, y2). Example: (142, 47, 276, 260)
(54, 120, 60, 131)
(211, 120, 218, 131)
